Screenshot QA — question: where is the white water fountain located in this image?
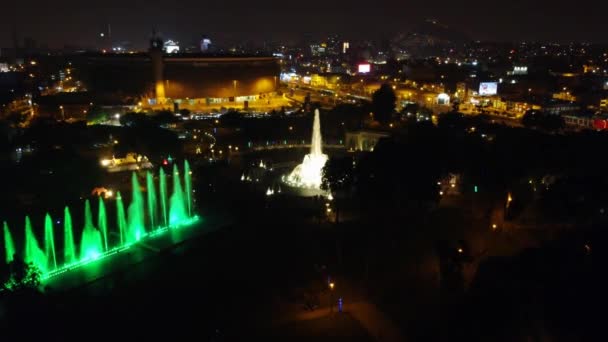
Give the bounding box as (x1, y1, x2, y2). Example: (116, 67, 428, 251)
(284, 109, 328, 189)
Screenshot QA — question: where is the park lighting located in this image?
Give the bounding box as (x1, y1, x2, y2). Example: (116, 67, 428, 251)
(492, 223, 497, 230)
(105, 190, 114, 199)
(329, 282, 335, 290)
(457, 248, 463, 254)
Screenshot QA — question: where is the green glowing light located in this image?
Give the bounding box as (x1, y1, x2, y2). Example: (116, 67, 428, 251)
(24, 216, 47, 274)
(116, 191, 127, 245)
(169, 164, 187, 226)
(2, 161, 201, 283)
(3, 221, 15, 263)
(41, 216, 200, 280)
(146, 171, 158, 229)
(80, 200, 102, 261)
(128, 172, 145, 242)
(44, 213, 57, 270)
(184, 160, 192, 217)
(98, 197, 109, 251)
(63, 207, 76, 265)
(159, 168, 168, 227)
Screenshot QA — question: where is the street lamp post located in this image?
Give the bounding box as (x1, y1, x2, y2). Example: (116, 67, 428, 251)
(59, 105, 65, 120)
(329, 282, 335, 313)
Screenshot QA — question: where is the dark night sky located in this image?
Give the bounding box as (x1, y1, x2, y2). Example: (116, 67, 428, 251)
(2, 0, 607, 48)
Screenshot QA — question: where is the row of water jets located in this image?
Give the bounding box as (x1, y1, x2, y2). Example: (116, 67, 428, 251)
(2, 160, 194, 277)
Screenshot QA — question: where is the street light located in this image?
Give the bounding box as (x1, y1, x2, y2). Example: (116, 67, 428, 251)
(233, 80, 238, 98)
(329, 282, 335, 313)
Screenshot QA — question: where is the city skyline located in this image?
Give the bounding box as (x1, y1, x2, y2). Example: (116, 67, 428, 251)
(2, 0, 608, 49)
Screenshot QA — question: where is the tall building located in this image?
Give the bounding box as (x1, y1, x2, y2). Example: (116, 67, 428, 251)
(200, 36, 212, 52)
(150, 31, 165, 101)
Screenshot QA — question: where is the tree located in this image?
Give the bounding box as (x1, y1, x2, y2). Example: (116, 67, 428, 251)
(371, 83, 397, 124)
(322, 156, 356, 224)
(322, 156, 355, 196)
(2, 256, 41, 292)
(153, 110, 179, 126)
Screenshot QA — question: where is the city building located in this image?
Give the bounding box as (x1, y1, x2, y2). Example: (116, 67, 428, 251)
(77, 38, 280, 109)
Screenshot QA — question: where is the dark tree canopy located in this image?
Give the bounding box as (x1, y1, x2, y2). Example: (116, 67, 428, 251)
(372, 83, 397, 124)
(321, 156, 355, 195)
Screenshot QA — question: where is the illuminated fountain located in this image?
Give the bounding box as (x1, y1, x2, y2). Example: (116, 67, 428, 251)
(1, 161, 199, 283)
(284, 109, 328, 189)
(3, 222, 15, 263)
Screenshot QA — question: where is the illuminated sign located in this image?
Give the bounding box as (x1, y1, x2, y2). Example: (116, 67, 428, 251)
(479, 82, 498, 96)
(358, 64, 371, 73)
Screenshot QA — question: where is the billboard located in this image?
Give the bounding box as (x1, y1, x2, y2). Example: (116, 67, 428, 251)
(479, 82, 498, 96)
(358, 64, 371, 73)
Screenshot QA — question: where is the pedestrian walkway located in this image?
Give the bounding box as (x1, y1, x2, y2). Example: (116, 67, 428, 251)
(287, 300, 404, 342)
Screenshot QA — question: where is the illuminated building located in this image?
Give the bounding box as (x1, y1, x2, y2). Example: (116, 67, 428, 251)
(78, 38, 280, 106)
(163, 40, 180, 54)
(342, 42, 350, 54)
(200, 36, 212, 52)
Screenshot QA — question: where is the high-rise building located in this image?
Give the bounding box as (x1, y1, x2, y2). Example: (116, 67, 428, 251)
(200, 36, 212, 52)
(342, 42, 350, 54)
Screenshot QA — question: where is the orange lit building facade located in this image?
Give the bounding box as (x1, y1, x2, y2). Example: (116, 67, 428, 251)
(81, 53, 280, 106)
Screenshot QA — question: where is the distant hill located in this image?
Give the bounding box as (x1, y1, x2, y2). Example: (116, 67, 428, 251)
(392, 19, 470, 57)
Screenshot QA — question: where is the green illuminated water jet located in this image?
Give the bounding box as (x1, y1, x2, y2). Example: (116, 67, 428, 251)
(63, 207, 76, 265)
(159, 167, 168, 227)
(44, 213, 57, 270)
(128, 172, 145, 242)
(80, 200, 102, 260)
(3, 222, 15, 263)
(24, 216, 47, 273)
(116, 191, 127, 245)
(146, 171, 158, 229)
(169, 164, 187, 226)
(184, 160, 192, 217)
(98, 197, 108, 251)
(2, 162, 201, 283)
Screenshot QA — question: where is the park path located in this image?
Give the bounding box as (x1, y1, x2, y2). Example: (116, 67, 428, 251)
(289, 300, 404, 342)
(347, 301, 404, 342)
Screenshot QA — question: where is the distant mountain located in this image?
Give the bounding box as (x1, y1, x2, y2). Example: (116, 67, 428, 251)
(392, 19, 470, 57)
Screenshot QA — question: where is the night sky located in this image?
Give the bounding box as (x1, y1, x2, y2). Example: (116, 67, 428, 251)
(2, 0, 607, 48)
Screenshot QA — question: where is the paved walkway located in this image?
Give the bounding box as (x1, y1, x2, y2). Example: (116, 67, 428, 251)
(289, 300, 405, 342)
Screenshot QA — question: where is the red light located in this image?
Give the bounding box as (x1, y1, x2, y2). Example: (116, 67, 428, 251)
(163, 159, 168, 165)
